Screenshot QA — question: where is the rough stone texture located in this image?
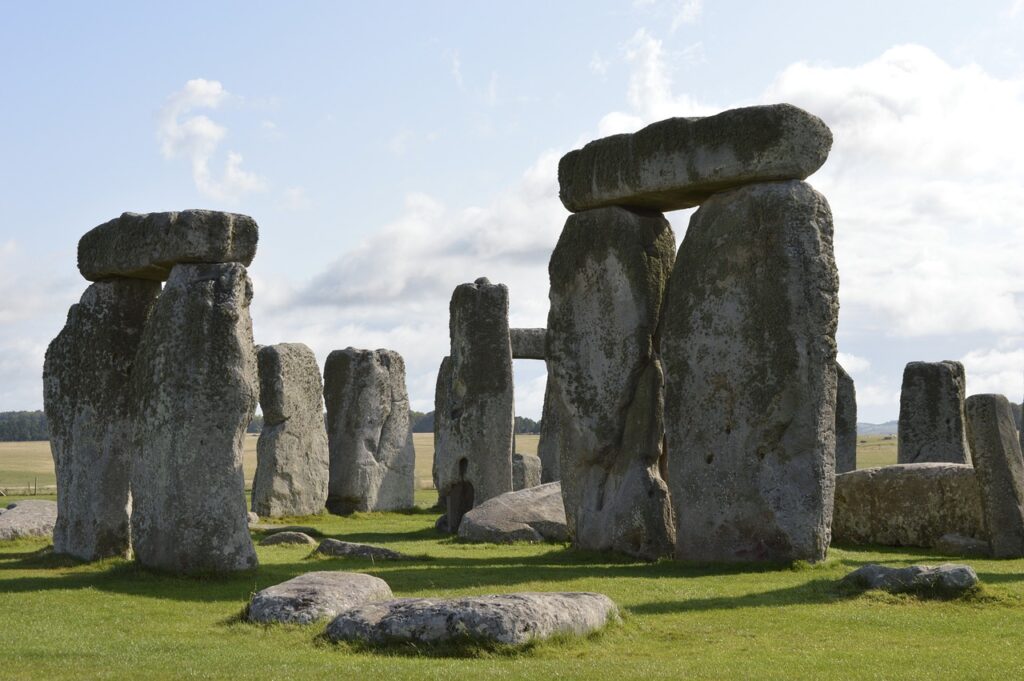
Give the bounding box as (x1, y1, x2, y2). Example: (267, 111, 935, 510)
(934, 533, 991, 558)
(547, 207, 675, 560)
(323, 348, 415, 514)
(43, 279, 160, 560)
(129, 263, 258, 574)
(897, 361, 971, 465)
(836, 363, 858, 474)
(325, 592, 618, 647)
(252, 343, 329, 518)
(512, 453, 541, 490)
(558, 104, 832, 213)
(315, 538, 412, 561)
(0, 501, 57, 541)
(509, 328, 546, 359)
(251, 524, 323, 536)
(662, 181, 839, 563)
(258, 531, 318, 546)
(248, 571, 393, 625)
(537, 377, 561, 483)
(841, 564, 978, 597)
(431, 356, 452, 514)
(78, 210, 259, 282)
(434, 279, 514, 532)
(833, 464, 985, 547)
(458, 482, 568, 544)
(965, 394, 1024, 558)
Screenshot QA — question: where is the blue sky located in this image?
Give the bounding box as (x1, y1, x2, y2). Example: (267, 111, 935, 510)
(2, 0, 1023, 421)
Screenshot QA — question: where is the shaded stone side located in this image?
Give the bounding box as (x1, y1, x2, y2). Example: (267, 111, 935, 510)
(897, 361, 971, 465)
(558, 104, 832, 212)
(323, 348, 415, 514)
(662, 180, 839, 563)
(965, 394, 1024, 558)
(836, 363, 858, 474)
(832, 464, 984, 547)
(78, 210, 258, 282)
(537, 376, 561, 483)
(43, 279, 160, 560)
(129, 263, 258, 573)
(510, 328, 546, 359)
(546, 206, 675, 560)
(434, 279, 514, 531)
(432, 356, 452, 512)
(252, 343, 329, 517)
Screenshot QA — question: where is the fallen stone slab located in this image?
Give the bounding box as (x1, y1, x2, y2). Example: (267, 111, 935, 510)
(315, 538, 412, 561)
(248, 571, 393, 625)
(259, 531, 318, 547)
(841, 564, 978, 597)
(325, 592, 618, 647)
(458, 482, 568, 544)
(251, 524, 324, 537)
(558, 104, 832, 213)
(78, 210, 259, 281)
(0, 501, 58, 541)
(509, 328, 545, 360)
(934, 533, 990, 558)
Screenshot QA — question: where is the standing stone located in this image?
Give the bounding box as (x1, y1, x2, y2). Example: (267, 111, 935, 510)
(323, 348, 415, 514)
(537, 377, 561, 483)
(836, 363, 858, 474)
(432, 356, 452, 513)
(252, 343, 329, 518)
(434, 279, 514, 532)
(130, 263, 258, 573)
(547, 207, 675, 560)
(512, 453, 542, 490)
(662, 180, 839, 563)
(43, 279, 160, 560)
(897, 361, 971, 465)
(965, 394, 1024, 558)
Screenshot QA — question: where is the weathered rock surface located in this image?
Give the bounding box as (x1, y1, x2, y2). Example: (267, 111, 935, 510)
(250, 524, 323, 537)
(325, 592, 618, 646)
(458, 482, 567, 544)
(252, 343, 329, 518)
(78, 210, 259, 281)
(841, 564, 979, 597)
(43, 279, 160, 560)
(662, 181, 839, 563)
(435, 279, 514, 532)
(0, 501, 57, 541)
(509, 328, 546, 359)
(965, 394, 1024, 558)
(315, 538, 412, 561)
(547, 207, 675, 560)
(836, 363, 858, 474)
(432, 356, 452, 515)
(512, 453, 541, 490)
(248, 571, 393, 625)
(258, 531, 318, 547)
(558, 104, 832, 213)
(897, 361, 971, 465)
(833, 464, 985, 547)
(537, 378, 561, 483)
(323, 348, 415, 514)
(934, 533, 991, 557)
(129, 263, 259, 573)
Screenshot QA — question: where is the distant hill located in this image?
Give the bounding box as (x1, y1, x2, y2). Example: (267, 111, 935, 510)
(857, 421, 898, 436)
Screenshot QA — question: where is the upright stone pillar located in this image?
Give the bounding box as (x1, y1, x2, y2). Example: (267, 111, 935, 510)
(252, 343, 329, 517)
(965, 394, 1024, 558)
(432, 356, 452, 512)
(434, 278, 514, 532)
(546, 207, 676, 560)
(130, 263, 258, 573)
(662, 181, 839, 563)
(323, 348, 415, 514)
(835, 363, 858, 474)
(537, 377, 561, 483)
(897, 361, 972, 465)
(43, 279, 160, 560)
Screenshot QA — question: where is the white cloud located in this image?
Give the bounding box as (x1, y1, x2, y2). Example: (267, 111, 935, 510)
(961, 345, 1024, 400)
(837, 352, 871, 375)
(633, 0, 704, 31)
(589, 52, 610, 76)
(281, 186, 312, 211)
(450, 50, 465, 90)
(1008, 0, 1024, 17)
(157, 78, 267, 202)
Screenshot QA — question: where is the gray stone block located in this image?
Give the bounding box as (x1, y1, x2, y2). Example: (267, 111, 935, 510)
(509, 328, 546, 359)
(458, 482, 567, 544)
(836, 363, 858, 474)
(897, 361, 971, 465)
(512, 453, 541, 490)
(248, 571, 393, 624)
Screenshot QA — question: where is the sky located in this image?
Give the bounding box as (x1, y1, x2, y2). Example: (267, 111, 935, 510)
(1, 0, 1023, 422)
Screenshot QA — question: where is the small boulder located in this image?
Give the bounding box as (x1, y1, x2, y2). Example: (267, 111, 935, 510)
(325, 592, 618, 647)
(315, 538, 412, 561)
(512, 453, 542, 491)
(0, 500, 58, 541)
(259, 531, 318, 547)
(458, 482, 568, 544)
(934, 533, 991, 558)
(841, 564, 978, 597)
(248, 571, 393, 625)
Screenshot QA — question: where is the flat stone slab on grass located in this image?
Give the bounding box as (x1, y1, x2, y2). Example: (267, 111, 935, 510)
(248, 571, 393, 625)
(251, 524, 324, 537)
(78, 210, 259, 282)
(841, 564, 978, 597)
(458, 482, 567, 544)
(259, 531, 318, 547)
(315, 538, 412, 561)
(0, 501, 58, 541)
(325, 592, 618, 647)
